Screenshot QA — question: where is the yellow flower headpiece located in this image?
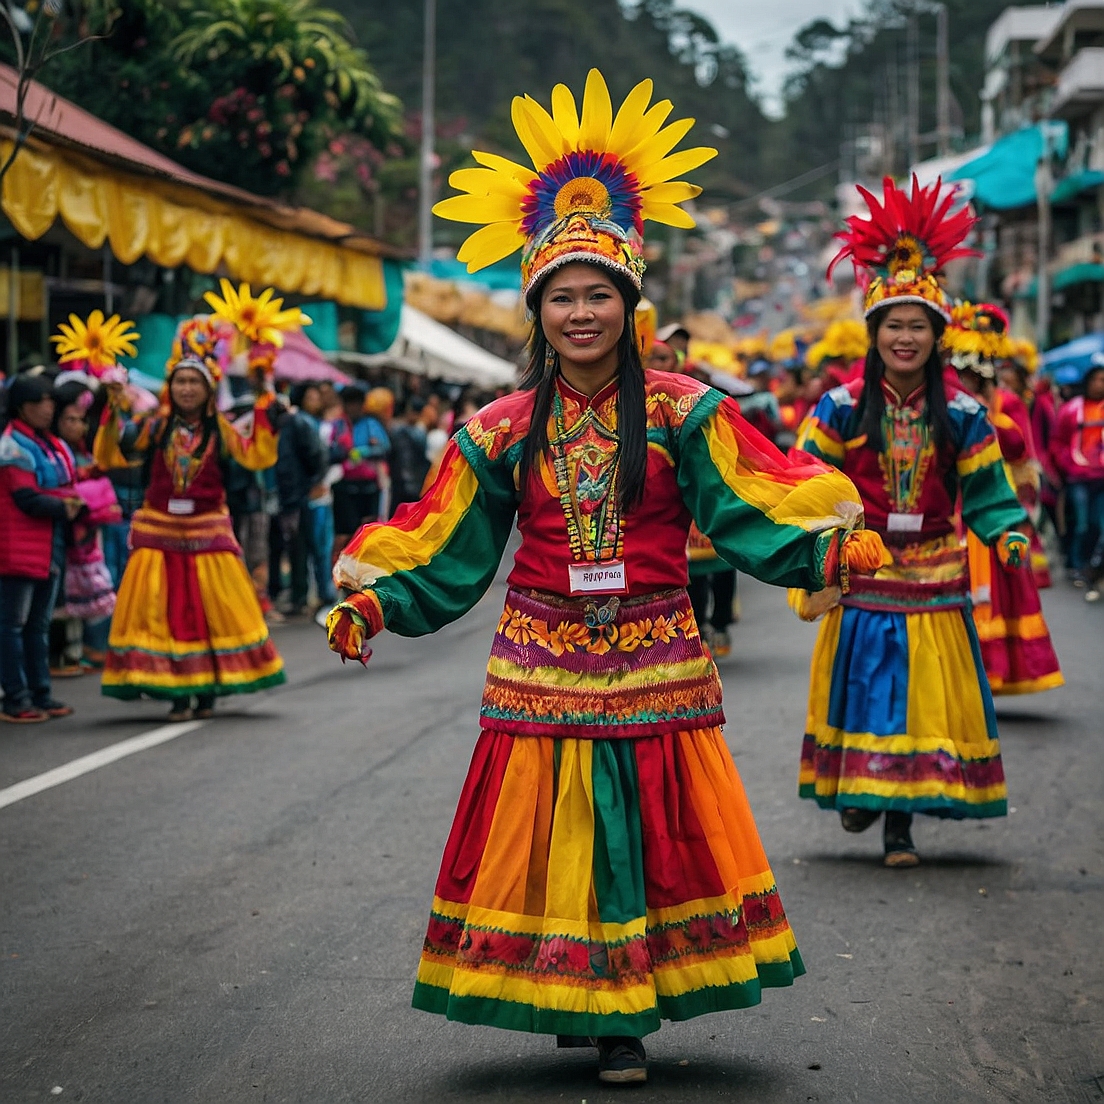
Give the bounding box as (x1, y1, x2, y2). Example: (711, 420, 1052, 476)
(51, 310, 139, 375)
(944, 300, 1014, 376)
(433, 69, 717, 298)
(202, 279, 311, 369)
(805, 319, 869, 370)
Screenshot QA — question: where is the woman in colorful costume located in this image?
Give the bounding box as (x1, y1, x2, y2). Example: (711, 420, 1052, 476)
(796, 177, 1032, 867)
(326, 71, 887, 1084)
(94, 300, 288, 720)
(946, 303, 1062, 695)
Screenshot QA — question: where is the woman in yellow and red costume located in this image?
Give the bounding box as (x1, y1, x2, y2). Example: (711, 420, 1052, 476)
(325, 71, 887, 1084)
(946, 302, 1063, 696)
(795, 177, 1034, 867)
(94, 283, 304, 719)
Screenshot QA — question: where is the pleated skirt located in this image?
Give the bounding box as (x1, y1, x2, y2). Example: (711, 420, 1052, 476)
(102, 546, 285, 701)
(799, 603, 1007, 819)
(967, 532, 1064, 696)
(413, 728, 804, 1037)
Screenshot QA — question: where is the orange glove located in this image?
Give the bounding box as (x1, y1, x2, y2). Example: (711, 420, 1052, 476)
(996, 531, 1029, 570)
(326, 591, 383, 664)
(842, 529, 892, 575)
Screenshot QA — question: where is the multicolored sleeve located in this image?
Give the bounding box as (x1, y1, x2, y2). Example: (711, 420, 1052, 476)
(92, 401, 153, 470)
(951, 393, 1028, 544)
(677, 390, 864, 591)
(794, 388, 853, 469)
(218, 394, 278, 472)
(332, 434, 518, 637)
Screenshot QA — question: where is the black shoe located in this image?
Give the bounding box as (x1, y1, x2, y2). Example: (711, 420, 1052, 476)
(597, 1037, 647, 1084)
(167, 700, 192, 722)
(556, 1035, 596, 1049)
(840, 807, 881, 833)
(883, 811, 919, 868)
(35, 699, 74, 718)
(194, 693, 216, 719)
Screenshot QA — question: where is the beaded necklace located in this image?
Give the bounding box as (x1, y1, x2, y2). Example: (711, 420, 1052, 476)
(164, 417, 208, 495)
(548, 385, 624, 564)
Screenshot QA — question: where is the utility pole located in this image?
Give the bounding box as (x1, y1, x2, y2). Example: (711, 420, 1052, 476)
(906, 15, 920, 172)
(935, 3, 951, 156)
(417, 0, 436, 269)
(1035, 155, 1053, 348)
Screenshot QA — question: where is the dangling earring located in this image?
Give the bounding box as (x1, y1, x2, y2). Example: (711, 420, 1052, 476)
(544, 343, 558, 378)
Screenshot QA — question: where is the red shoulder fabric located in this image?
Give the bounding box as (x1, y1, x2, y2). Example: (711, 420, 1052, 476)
(0, 464, 55, 579)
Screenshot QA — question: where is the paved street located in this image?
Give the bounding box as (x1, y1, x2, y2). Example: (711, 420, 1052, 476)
(1, 571, 1101, 1103)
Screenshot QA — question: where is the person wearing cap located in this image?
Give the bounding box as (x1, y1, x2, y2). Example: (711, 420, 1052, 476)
(0, 373, 85, 722)
(94, 313, 285, 720)
(796, 177, 1033, 867)
(326, 70, 887, 1084)
(655, 321, 690, 357)
(1053, 359, 1104, 597)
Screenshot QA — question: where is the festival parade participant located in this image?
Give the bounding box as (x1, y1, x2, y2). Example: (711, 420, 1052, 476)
(795, 176, 1032, 868)
(94, 291, 296, 720)
(946, 303, 1063, 695)
(326, 70, 888, 1084)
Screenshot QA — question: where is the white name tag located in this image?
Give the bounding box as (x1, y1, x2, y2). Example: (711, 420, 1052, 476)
(568, 559, 628, 595)
(167, 498, 196, 516)
(887, 512, 924, 533)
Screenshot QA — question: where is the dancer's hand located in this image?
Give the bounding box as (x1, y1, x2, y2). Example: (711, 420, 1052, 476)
(842, 529, 892, 575)
(326, 592, 381, 665)
(996, 531, 1029, 570)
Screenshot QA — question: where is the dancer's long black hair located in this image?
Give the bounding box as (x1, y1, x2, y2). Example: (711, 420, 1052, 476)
(519, 265, 647, 512)
(855, 303, 954, 454)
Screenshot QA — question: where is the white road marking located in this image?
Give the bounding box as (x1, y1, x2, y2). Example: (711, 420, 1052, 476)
(0, 721, 203, 811)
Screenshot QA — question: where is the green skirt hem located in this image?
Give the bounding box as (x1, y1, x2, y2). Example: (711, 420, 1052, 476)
(798, 783, 1007, 820)
(102, 670, 287, 702)
(411, 949, 805, 1036)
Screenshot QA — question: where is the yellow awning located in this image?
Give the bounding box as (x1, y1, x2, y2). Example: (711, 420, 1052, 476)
(0, 137, 387, 310)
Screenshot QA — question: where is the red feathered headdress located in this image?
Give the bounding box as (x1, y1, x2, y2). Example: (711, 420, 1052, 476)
(828, 175, 979, 321)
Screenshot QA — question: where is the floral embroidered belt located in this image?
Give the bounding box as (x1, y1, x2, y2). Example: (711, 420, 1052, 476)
(842, 533, 968, 613)
(129, 507, 242, 556)
(479, 586, 725, 739)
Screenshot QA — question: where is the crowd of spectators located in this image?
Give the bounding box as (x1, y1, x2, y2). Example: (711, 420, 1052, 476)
(0, 363, 499, 722)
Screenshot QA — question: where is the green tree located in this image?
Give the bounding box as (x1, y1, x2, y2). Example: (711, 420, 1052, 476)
(35, 0, 403, 198)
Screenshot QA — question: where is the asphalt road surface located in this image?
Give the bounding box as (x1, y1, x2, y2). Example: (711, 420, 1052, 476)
(1, 570, 1101, 1103)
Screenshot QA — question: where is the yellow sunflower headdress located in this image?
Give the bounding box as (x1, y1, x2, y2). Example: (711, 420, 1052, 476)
(202, 279, 312, 374)
(829, 175, 980, 321)
(944, 300, 1013, 378)
(433, 69, 717, 298)
(805, 320, 869, 370)
(51, 310, 139, 380)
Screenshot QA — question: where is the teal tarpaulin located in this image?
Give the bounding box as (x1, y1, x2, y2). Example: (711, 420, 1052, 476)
(358, 257, 405, 354)
(1051, 169, 1104, 205)
(949, 123, 1068, 211)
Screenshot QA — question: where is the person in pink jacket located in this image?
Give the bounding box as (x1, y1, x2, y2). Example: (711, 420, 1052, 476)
(1052, 363, 1104, 597)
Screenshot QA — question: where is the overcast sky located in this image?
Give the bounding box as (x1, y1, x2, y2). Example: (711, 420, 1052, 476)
(683, 0, 862, 116)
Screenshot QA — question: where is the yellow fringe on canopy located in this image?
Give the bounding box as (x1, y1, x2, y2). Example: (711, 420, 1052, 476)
(0, 139, 386, 311)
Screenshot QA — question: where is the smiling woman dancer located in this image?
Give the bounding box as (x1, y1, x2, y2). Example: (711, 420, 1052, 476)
(326, 71, 888, 1085)
(94, 313, 285, 720)
(795, 177, 1031, 868)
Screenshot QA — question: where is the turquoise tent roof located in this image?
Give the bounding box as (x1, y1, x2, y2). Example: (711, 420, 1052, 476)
(1051, 169, 1104, 205)
(949, 123, 1068, 211)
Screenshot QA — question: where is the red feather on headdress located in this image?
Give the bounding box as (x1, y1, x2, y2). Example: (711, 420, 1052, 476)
(828, 174, 980, 283)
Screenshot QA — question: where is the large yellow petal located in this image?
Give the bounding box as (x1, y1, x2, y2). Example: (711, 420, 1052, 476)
(550, 83, 580, 148)
(642, 181, 702, 205)
(471, 150, 536, 187)
(433, 193, 523, 224)
(518, 95, 570, 165)
(511, 96, 561, 170)
(607, 78, 654, 158)
(640, 201, 697, 229)
(636, 145, 717, 187)
(448, 167, 529, 201)
(86, 309, 105, 331)
(456, 221, 528, 271)
(622, 117, 696, 176)
(577, 69, 612, 151)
